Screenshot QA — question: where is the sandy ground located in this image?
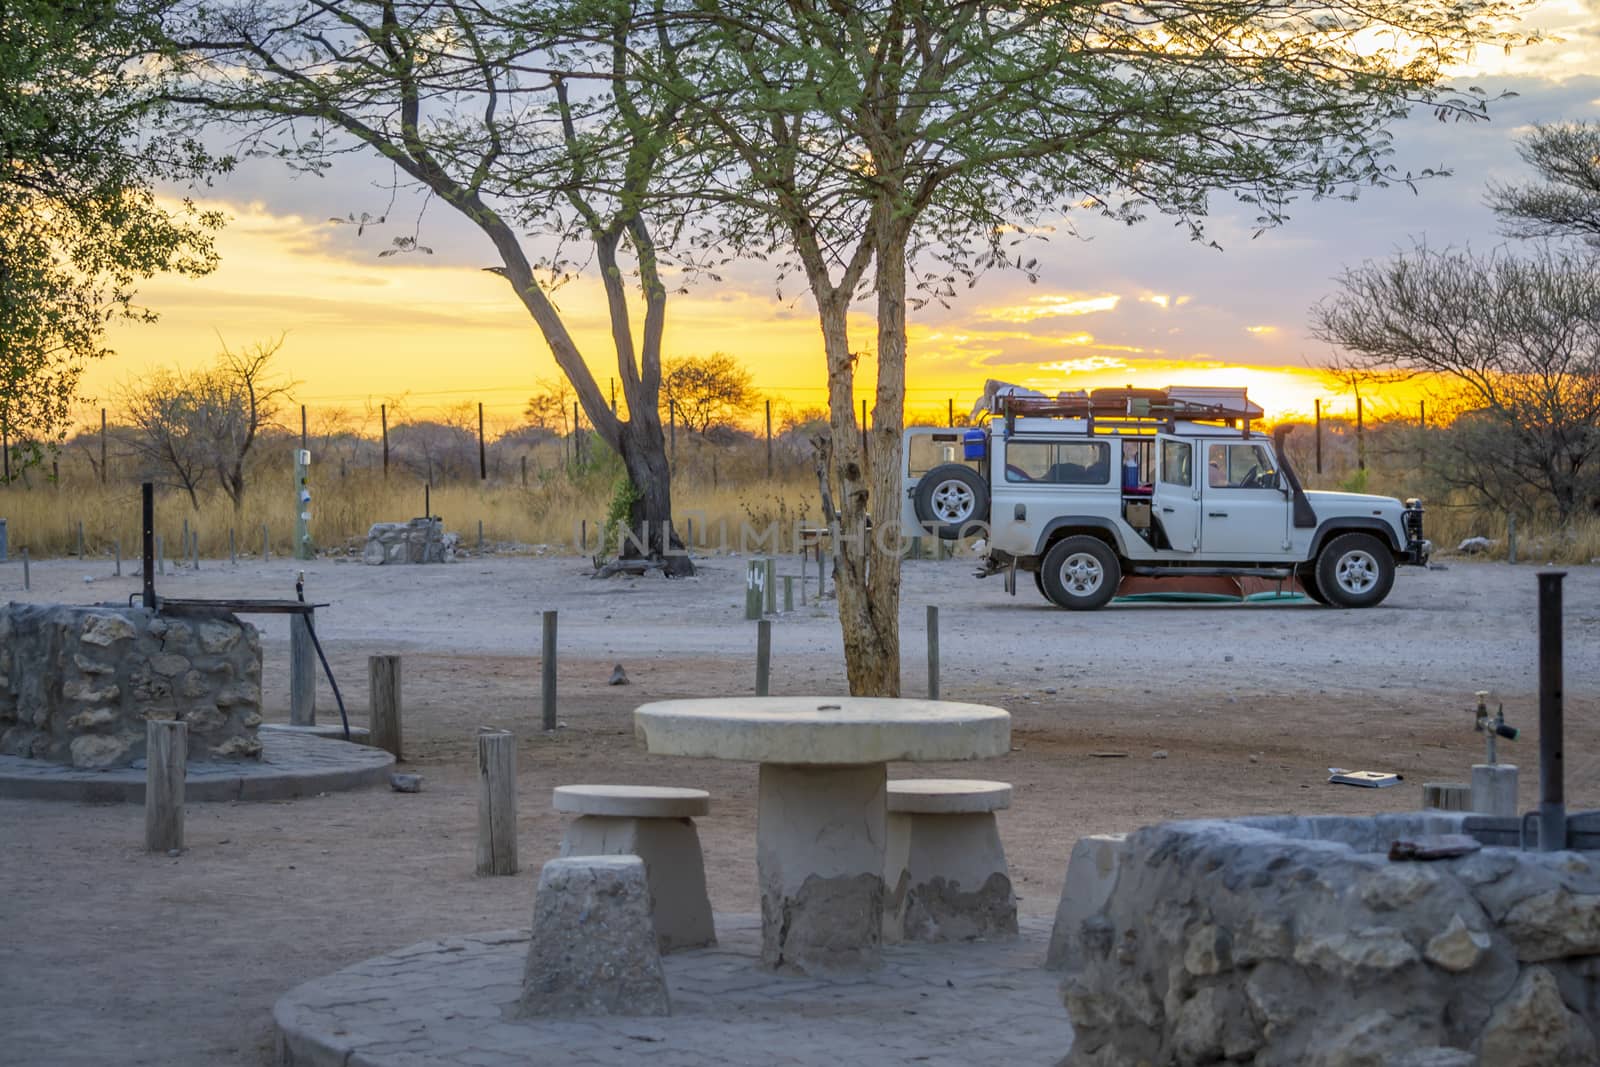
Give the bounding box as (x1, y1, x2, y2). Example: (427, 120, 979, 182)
(1, 552, 1597, 1066)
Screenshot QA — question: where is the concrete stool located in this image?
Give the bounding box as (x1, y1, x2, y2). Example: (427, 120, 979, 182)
(884, 779, 1017, 943)
(554, 785, 715, 951)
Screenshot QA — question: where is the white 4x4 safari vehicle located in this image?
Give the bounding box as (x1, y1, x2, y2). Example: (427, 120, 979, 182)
(902, 385, 1430, 610)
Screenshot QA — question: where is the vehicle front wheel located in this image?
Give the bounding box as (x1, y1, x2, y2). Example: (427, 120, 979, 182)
(1296, 564, 1330, 606)
(1314, 533, 1395, 608)
(1041, 536, 1121, 610)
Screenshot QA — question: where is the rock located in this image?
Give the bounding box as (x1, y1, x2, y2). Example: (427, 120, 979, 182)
(1152, 749, 1169, 759)
(389, 773, 424, 793)
(66, 707, 118, 731)
(80, 613, 137, 646)
(61, 680, 120, 704)
(1309, 1010, 1439, 1067)
(518, 856, 670, 1018)
(149, 654, 191, 678)
(175, 671, 210, 700)
(1425, 914, 1492, 973)
(608, 664, 630, 686)
(211, 735, 263, 760)
(1478, 966, 1599, 1066)
(1234, 916, 1293, 965)
(1294, 927, 1420, 976)
(70, 733, 132, 769)
(1502, 888, 1600, 962)
(1457, 536, 1493, 554)
(1171, 985, 1230, 1061)
(1183, 923, 1231, 976)
(196, 621, 240, 654)
(72, 654, 115, 675)
(1360, 864, 1441, 910)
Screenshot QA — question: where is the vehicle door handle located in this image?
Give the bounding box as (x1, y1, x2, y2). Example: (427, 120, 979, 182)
(1208, 511, 1228, 518)
(1161, 506, 1175, 513)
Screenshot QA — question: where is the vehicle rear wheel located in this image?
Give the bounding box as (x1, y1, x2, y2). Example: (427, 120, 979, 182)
(1041, 536, 1121, 611)
(1314, 533, 1395, 608)
(913, 464, 989, 540)
(1033, 567, 1060, 606)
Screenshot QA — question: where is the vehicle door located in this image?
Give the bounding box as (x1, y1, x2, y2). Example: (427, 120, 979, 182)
(1151, 435, 1200, 552)
(991, 436, 1114, 552)
(1199, 441, 1294, 558)
(901, 428, 971, 533)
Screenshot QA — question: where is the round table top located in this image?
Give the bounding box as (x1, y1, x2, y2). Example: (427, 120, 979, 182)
(633, 697, 1011, 765)
(552, 784, 710, 818)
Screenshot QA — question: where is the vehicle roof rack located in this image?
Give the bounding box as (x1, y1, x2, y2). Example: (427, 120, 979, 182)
(999, 386, 1262, 438)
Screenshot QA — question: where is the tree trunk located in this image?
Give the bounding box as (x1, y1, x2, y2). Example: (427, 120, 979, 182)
(618, 420, 693, 577)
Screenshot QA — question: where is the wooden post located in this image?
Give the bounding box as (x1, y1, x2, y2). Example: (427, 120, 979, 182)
(541, 611, 557, 731)
(381, 403, 389, 480)
(191, 528, 199, 571)
(1508, 516, 1518, 565)
(262, 524, 269, 561)
(746, 560, 763, 620)
(1419, 400, 1427, 468)
(764, 557, 777, 615)
(765, 399, 773, 478)
(1356, 396, 1366, 471)
(300, 404, 308, 450)
(476, 730, 518, 876)
(520, 454, 528, 488)
(927, 605, 941, 700)
(580, 519, 587, 552)
(949, 398, 955, 427)
(669, 400, 676, 464)
(477, 519, 484, 554)
(21, 547, 28, 591)
(784, 575, 794, 613)
(369, 654, 403, 758)
(756, 619, 772, 696)
(910, 535, 922, 560)
(76, 520, 84, 559)
(145, 719, 186, 852)
(228, 527, 236, 565)
(114, 538, 122, 577)
(572, 401, 581, 464)
(1422, 782, 1471, 812)
(424, 483, 430, 520)
(100, 408, 107, 484)
(1314, 398, 1323, 475)
(478, 402, 487, 480)
(290, 610, 317, 726)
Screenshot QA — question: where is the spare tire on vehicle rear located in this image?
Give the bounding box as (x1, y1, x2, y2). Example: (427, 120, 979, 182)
(914, 464, 989, 540)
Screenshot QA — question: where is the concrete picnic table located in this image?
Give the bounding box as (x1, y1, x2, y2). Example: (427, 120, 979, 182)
(632, 696, 1011, 976)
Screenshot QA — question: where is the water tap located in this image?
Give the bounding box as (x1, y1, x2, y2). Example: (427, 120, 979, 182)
(1473, 690, 1519, 765)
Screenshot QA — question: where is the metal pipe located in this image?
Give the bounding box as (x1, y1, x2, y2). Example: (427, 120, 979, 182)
(1538, 571, 1566, 851)
(141, 483, 156, 609)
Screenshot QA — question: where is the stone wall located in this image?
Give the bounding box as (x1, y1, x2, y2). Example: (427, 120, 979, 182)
(363, 518, 458, 564)
(1056, 815, 1600, 1067)
(0, 604, 263, 769)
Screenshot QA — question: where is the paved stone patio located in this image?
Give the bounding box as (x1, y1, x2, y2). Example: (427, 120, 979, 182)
(275, 915, 1069, 1066)
(0, 729, 393, 801)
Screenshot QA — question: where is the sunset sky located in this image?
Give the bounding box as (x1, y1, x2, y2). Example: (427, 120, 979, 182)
(92, 4, 1600, 433)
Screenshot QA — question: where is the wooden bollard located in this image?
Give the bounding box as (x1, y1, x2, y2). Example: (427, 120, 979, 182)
(1422, 782, 1471, 812)
(369, 654, 403, 759)
(476, 731, 518, 876)
(745, 560, 763, 620)
(76, 520, 84, 559)
(289, 610, 317, 726)
(764, 557, 777, 615)
(927, 605, 941, 700)
(756, 619, 772, 696)
(114, 538, 122, 577)
(21, 547, 29, 591)
(261, 523, 269, 561)
(541, 610, 557, 731)
(783, 575, 794, 613)
(145, 718, 187, 852)
(229, 527, 236, 565)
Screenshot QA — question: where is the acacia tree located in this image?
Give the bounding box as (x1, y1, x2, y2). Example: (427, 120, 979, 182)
(632, 0, 1529, 694)
(1488, 121, 1600, 246)
(661, 353, 758, 433)
(0, 0, 223, 478)
(164, 0, 697, 573)
(1315, 244, 1600, 521)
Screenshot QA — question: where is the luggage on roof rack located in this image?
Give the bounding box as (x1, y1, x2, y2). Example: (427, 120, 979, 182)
(997, 384, 1262, 428)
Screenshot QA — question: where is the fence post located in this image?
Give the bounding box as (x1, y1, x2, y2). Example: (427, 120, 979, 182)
(381, 403, 389, 480)
(100, 408, 107, 484)
(369, 654, 403, 758)
(76, 520, 84, 559)
(1508, 516, 1518, 565)
(229, 528, 236, 565)
(1314, 398, 1323, 475)
(476, 730, 518, 876)
(1356, 396, 1366, 471)
(927, 605, 941, 700)
(144, 718, 186, 852)
(541, 610, 558, 731)
(766, 399, 773, 478)
(755, 619, 772, 696)
(262, 524, 269, 562)
(784, 575, 794, 613)
(21, 547, 29, 591)
(478, 401, 487, 480)
(764, 557, 777, 615)
(114, 538, 122, 577)
(290, 610, 317, 726)
(746, 560, 763, 620)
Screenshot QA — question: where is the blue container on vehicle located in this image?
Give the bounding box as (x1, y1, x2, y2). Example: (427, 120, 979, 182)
(1122, 457, 1141, 491)
(962, 429, 987, 461)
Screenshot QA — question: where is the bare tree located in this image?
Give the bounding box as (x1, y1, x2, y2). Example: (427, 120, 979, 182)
(120, 368, 213, 508)
(1314, 243, 1600, 521)
(207, 337, 292, 510)
(661, 353, 758, 434)
(524, 377, 574, 437)
(1488, 122, 1600, 247)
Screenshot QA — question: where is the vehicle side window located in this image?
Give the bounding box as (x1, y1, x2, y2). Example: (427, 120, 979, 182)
(1159, 440, 1191, 487)
(1207, 444, 1278, 489)
(1004, 442, 1110, 484)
